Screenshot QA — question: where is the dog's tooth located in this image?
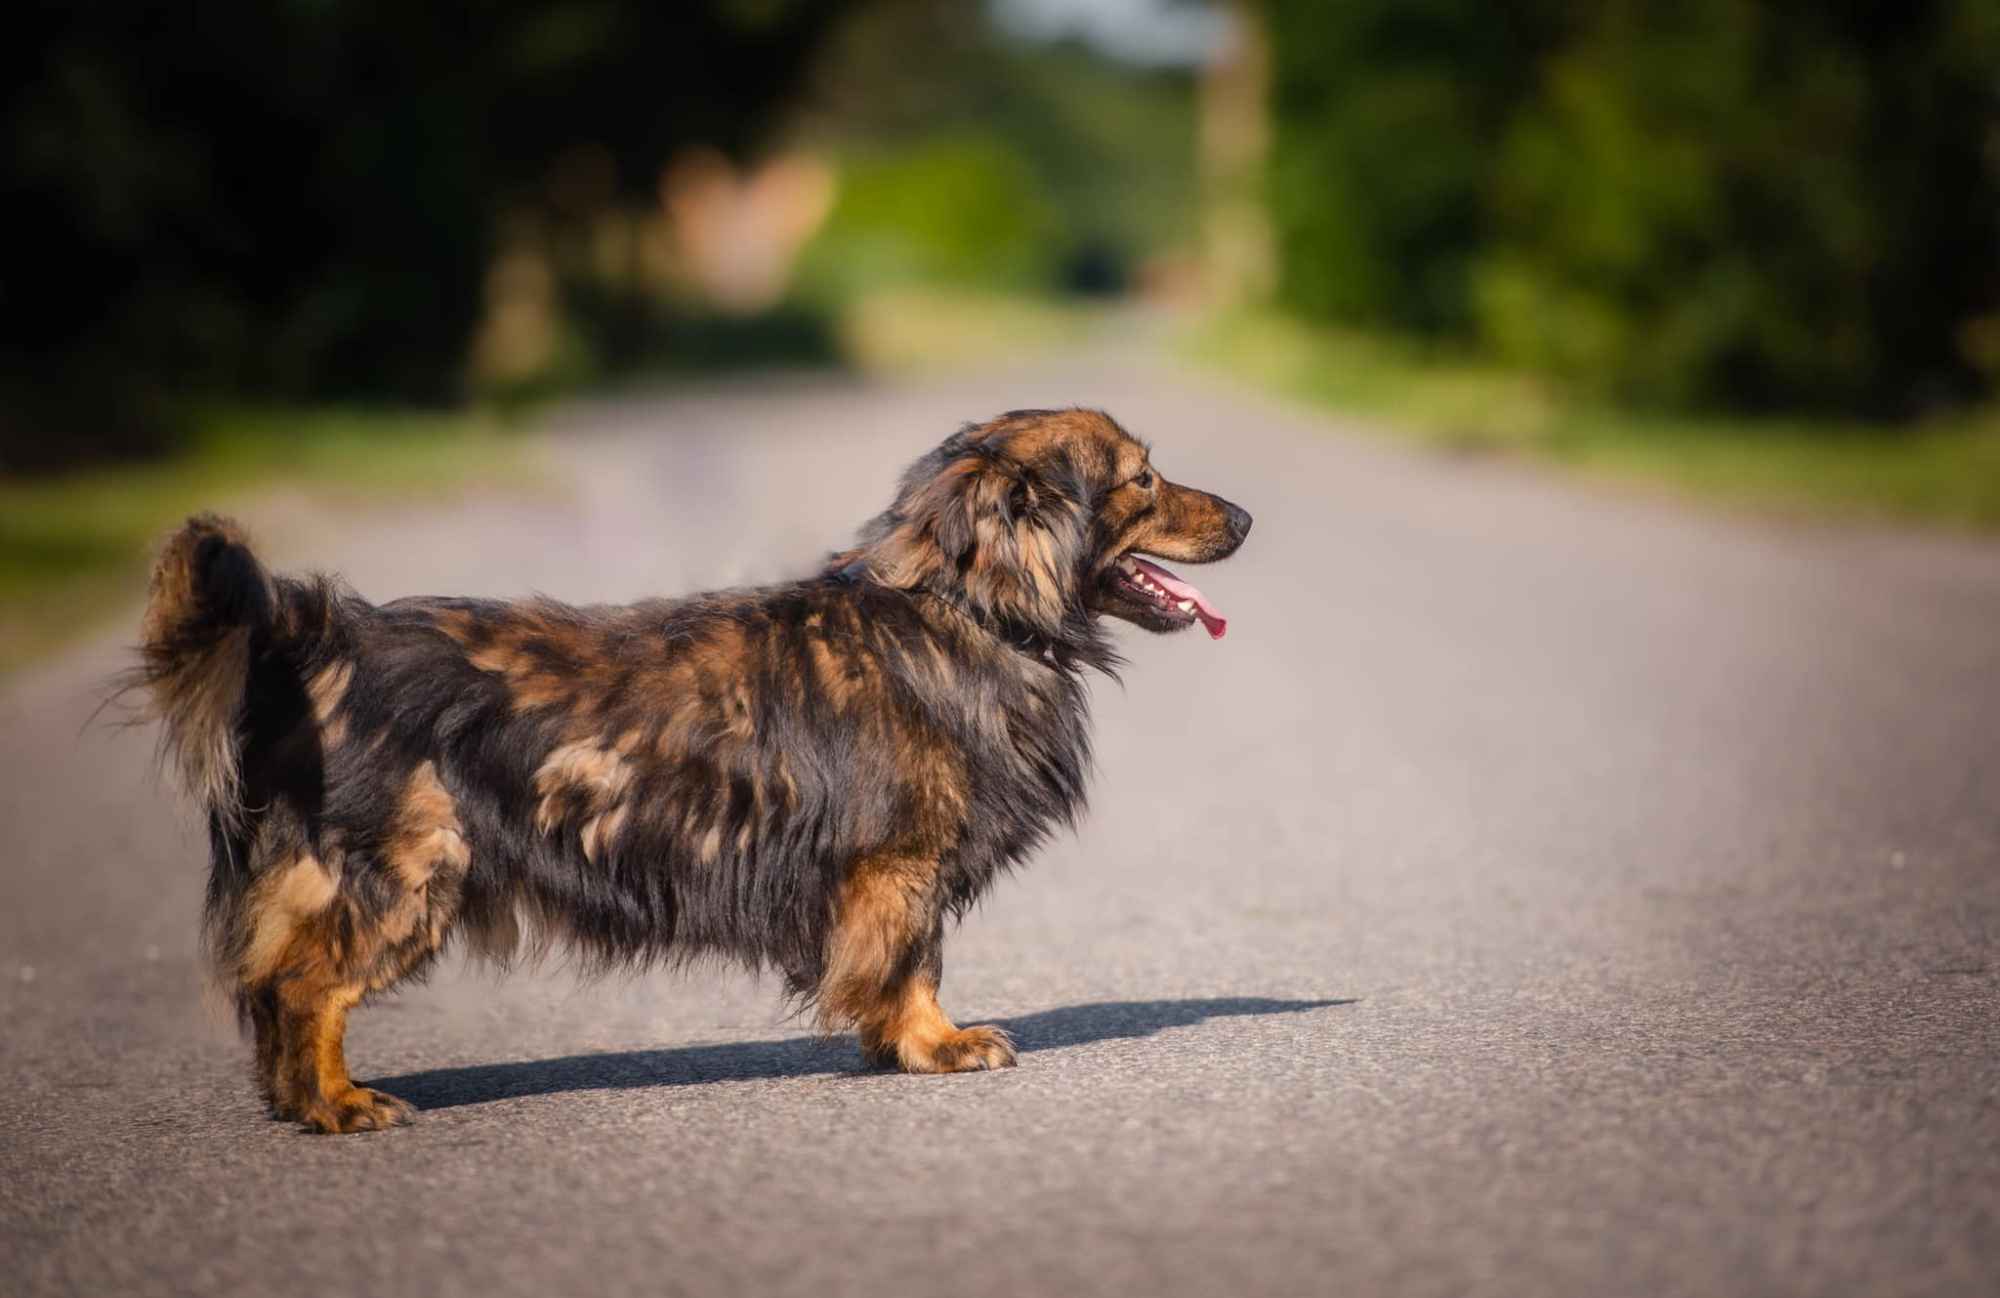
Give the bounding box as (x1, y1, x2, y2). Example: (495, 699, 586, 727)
(1177, 599, 1194, 612)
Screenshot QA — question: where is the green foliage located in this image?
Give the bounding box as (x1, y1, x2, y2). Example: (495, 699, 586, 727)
(799, 137, 1064, 296)
(990, 46, 1204, 285)
(796, 2, 1201, 297)
(1260, 0, 2000, 416)
(1263, 1, 1558, 334)
(1481, 1, 2000, 413)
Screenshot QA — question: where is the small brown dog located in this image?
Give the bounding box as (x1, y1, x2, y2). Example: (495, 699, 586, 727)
(135, 408, 1250, 1132)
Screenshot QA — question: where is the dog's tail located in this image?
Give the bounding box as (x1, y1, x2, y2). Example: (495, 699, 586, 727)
(134, 514, 277, 825)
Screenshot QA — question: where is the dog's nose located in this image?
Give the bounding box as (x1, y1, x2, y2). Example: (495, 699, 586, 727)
(1222, 500, 1253, 546)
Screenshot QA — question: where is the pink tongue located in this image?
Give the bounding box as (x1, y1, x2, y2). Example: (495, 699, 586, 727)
(1129, 556, 1228, 639)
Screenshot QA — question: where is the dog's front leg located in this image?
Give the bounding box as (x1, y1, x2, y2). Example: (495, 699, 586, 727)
(271, 975, 416, 1133)
(818, 855, 1016, 1073)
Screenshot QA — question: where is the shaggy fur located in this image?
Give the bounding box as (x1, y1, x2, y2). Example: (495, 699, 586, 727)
(131, 407, 1250, 1132)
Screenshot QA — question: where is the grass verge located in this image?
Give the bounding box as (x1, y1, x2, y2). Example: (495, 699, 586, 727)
(835, 287, 1115, 375)
(0, 407, 539, 677)
(1188, 311, 2000, 530)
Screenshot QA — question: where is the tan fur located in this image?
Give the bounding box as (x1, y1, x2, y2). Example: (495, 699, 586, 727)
(861, 976, 1015, 1074)
(376, 762, 470, 949)
(809, 634, 879, 708)
(137, 516, 268, 823)
(1104, 478, 1237, 569)
(774, 752, 799, 812)
(853, 430, 1089, 637)
(818, 856, 1015, 1073)
(533, 739, 635, 836)
(238, 853, 340, 985)
(580, 804, 629, 863)
(386, 761, 470, 889)
(453, 604, 607, 712)
(647, 681, 703, 758)
(817, 858, 934, 1032)
(307, 660, 355, 749)
(469, 643, 568, 710)
(270, 976, 411, 1133)
(153, 626, 253, 815)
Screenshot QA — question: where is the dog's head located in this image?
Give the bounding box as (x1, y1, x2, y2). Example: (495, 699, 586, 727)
(838, 408, 1251, 641)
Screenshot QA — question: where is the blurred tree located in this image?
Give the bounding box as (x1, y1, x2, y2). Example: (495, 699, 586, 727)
(1479, 0, 2000, 414)
(1261, 0, 1565, 335)
(2, 0, 854, 471)
(801, 135, 1064, 294)
(1260, 0, 2000, 415)
(792, 0, 1202, 299)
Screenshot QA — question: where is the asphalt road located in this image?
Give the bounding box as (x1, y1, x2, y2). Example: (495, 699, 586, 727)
(4, 358, 1997, 1298)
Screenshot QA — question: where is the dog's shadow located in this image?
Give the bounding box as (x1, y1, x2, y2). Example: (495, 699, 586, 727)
(371, 996, 1354, 1112)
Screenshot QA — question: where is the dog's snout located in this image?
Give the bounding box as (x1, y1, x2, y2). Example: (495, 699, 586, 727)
(1222, 500, 1253, 546)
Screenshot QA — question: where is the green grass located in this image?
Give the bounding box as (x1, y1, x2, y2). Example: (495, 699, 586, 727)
(836, 286, 1115, 374)
(0, 407, 539, 676)
(1189, 311, 2000, 529)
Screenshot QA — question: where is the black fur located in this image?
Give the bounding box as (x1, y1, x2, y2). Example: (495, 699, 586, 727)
(227, 573, 1109, 998)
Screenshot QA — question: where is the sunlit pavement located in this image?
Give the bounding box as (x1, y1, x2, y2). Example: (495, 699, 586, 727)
(6, 357, 1998, 1298)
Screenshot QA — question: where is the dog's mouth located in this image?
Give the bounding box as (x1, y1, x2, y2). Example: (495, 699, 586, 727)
(1103, 554, 1227, 639)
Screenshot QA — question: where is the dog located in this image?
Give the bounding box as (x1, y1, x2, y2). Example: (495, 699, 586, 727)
(132, 407, 1250, 1132)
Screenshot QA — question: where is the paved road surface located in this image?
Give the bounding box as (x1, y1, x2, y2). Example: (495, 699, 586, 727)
(5, 358, 1997, 1297)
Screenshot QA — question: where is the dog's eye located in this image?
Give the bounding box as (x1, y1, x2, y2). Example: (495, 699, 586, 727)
(1135, 471, 1153, 489)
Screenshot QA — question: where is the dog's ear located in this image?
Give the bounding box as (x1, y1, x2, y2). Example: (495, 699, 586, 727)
(851, 440, 1086, 634)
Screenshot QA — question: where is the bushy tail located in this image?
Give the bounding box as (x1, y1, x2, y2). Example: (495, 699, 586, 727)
(134, 514, 275, 824)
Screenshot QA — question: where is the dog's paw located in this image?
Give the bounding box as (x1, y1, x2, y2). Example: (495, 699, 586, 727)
(934, 1024, 1016, 1071)
(906, 1024, 1017, 1074)
(298, 1086, 416, 1134)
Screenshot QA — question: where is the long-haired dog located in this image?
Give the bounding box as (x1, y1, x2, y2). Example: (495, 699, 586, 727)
(133, 408, 1250, 1132)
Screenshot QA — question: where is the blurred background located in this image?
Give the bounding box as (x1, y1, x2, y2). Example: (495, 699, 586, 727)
(8, 9, 2000, 1294)
(4, 0, 1999, 667)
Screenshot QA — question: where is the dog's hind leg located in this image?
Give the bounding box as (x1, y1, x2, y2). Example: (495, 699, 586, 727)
(229, 846, 425, 1133)
(243, 984, 293, 1116)
(818, 855, 1016, 1073)
(258, 760, 466, 1132)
